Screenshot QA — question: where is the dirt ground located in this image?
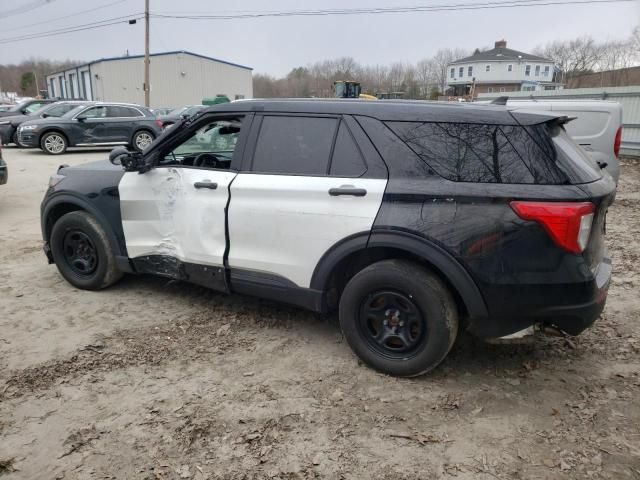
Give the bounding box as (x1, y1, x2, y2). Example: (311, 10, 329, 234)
(0, 147, 639, 480)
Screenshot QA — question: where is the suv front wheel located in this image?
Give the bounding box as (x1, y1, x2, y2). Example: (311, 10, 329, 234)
(50, 211, 123, 290)
(339, 259, 458, 377)
(41, 132, 68, 155)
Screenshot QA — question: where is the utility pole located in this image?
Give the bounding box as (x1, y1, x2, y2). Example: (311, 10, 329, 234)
(144, 0, 150, 107)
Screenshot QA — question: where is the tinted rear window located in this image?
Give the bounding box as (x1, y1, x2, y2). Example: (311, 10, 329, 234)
(386, 121, 601, 185)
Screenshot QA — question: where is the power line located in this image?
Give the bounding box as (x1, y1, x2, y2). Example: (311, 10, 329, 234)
(0, 0, 56, 19)
(0, 14, 143, 45)
(1, 0, 129, 33)
(151, 0, 634, 20)
(0, 0, 633, 45)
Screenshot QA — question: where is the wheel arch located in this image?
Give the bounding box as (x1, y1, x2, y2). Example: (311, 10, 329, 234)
(130, 127, 155, 143)
(39, 128, 70, 148)
(310, 230, 488, 320)
(42, 193, 127, 260)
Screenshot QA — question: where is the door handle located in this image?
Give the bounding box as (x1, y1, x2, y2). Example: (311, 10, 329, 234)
(328, 185, 367, 197)
(194, 181, 218, 190)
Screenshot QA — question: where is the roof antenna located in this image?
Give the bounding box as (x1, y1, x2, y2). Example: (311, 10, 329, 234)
(491, 96, 509, 105)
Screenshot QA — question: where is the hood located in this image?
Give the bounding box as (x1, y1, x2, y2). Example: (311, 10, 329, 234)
(0, 109, 23, 118)
(0, 114, 38, 125)
(62, 159, 123, 173)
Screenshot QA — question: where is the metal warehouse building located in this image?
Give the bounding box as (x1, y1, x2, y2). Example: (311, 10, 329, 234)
(45, 50, 253, 107)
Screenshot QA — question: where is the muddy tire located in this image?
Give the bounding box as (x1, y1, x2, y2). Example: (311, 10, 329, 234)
(50, 211, 123, 290)
(339, 259, 458, 377)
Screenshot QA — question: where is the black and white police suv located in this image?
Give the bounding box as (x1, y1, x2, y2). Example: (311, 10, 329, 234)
(41, 99, 615, 376)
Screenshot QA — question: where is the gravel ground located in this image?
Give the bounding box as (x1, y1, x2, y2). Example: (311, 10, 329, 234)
(0, 147, 639, 480)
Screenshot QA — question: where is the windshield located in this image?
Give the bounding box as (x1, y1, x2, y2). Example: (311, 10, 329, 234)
(8, 101, 29, 113)
(167, 105, 202, 117)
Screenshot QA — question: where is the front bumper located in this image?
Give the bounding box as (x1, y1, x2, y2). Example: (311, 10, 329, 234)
(17, 129, 39, 148)
(468, 256, 612, 338)
(0, 158, 7, 185)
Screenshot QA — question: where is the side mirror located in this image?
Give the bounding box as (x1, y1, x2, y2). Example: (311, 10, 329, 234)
(41, 113, 50, 118)
(109, 146, 129, 166)
(109, 146, 144, 171)
(76, 116, 87, 122)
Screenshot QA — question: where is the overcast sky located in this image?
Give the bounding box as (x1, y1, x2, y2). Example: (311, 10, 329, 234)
(0, 0, 638, 76)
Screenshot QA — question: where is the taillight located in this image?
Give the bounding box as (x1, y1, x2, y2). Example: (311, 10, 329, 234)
(613, 126, 622, 158)
(510, 201, 595, 254)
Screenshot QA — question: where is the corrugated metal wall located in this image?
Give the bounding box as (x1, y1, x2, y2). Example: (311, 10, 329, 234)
(478, 86, 640, 157)
(90, 52, 253, 107)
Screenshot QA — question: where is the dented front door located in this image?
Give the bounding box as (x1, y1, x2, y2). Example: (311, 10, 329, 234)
(118, 166, 235, 270)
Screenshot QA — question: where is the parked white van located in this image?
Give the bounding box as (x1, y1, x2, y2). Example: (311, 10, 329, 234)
(504, 100, 623, 183)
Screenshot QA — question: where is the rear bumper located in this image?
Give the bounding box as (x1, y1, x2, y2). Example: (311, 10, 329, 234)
(0, 159, 7, 185)
(468, 256, 611, 338)
(0, 125, 13, 145)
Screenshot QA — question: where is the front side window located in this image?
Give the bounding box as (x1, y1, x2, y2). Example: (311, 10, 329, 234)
(44, 103, 77, 117)
(161, 118, 242, 169)
(252, 116, 338, 175)
(79, 106, 107, 118)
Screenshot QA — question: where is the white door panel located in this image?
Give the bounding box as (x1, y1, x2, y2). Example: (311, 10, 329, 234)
(119, 167, 236, 266)
(228, 174, 387, 287)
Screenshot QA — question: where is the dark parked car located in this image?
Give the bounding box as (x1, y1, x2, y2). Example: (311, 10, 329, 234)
(157, 105, 205, 128)
(18, 102, 163, 154)
(0, 98, 67, 118)
(40, 99, 615, 376)
(0, 101, 90, 146)
(0, 145, 6, 185)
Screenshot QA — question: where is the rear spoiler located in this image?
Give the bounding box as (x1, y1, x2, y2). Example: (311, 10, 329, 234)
(550, 115, 577, 125)
(490, 96, 509, 106)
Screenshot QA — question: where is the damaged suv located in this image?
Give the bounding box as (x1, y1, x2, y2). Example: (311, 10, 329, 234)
(40, 100, 615, 376)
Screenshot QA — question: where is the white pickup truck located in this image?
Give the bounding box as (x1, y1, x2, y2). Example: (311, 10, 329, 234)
(503, 99, 623, 183)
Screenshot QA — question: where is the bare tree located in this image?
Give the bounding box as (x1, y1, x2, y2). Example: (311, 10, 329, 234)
(431, 48, 469, 93)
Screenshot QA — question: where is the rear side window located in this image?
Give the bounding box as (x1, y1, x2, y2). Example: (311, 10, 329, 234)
(252, 116, 338, 175)
(386, 121, 600, 184)
(107, 106, 142, 117)
(330, 122, 366, 177)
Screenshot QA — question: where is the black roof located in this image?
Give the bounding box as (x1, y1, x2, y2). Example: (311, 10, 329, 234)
(202, 99, 557, 126)
(450, 47, 553, 65)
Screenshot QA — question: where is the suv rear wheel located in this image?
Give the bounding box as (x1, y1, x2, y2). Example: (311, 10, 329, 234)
(41, 132, 68, 155)
(339, 259, 458, 377)
(50, 211, 122, 290)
